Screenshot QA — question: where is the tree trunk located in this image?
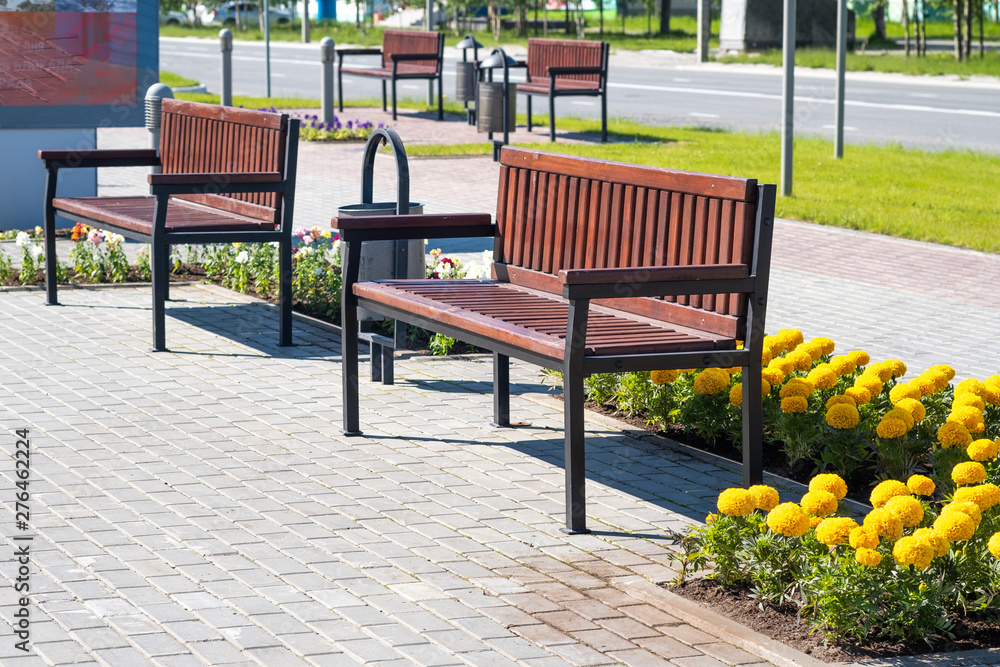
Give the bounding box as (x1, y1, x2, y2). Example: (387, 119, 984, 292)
(964, 0, 972, 59)
(920, 4, 927, 55)
(659, 0, 671, 33)
(565, 2, 571, 34)
(979, 1, 985, 57)
(953, 0, 963, 60)
(491, 2, 501, 40)
(873, 3, 887, 40)
(902, 0, 910, 55)
(599, 0, 604, 38)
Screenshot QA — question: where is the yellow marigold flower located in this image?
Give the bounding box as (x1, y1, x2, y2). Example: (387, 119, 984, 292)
(937, 421, 972, 449)
(948, 405, 985, 434)
(889, 382, 922, 405)
(801, 342, 826, 362)
(894, 397, 926, 424)
(955, 378, 989, 400)
(781, 396, 809, 414)
(952, 461, 987, 486)
(847, 350, 870, 367)
(954, 484, 1000, 510)
(826, 395, 855, 409)
(989, 533, 1000, 559)
(929, 364, 956, 382)
(968, 438, 1000, 462)
(717, 488, 756, 516)
(809, 516, 823, 528)
(786, 350, 814, 372)
(893, 535, 934, 570)
(693, 368, 730, 395)
(770, 357, 797, 375)
(870, 479, 911, 509)
(942, 501, 982, 525)
(760, 347, 773, 366)
(913, 527, 950, 558)
(919, 370, 950, 394)
(864, 361, 894, 382)
(826, 403, 860, 429)
(885, 408, 914, 431)
(953, 394, 986, 412)
(883, 495, 924, 528)
(705, 513, 717, 525)
(855, 547, 882, 566)
(815, 517, 858, 546)
(864, 508, 904, 541)
(807, 366, 838, 391)
(761, 367, 785, 386)
(849, 525, 880, 549)
(854, 374, 883, 396)
(779, 328, 804, 350)
(915, 376, 939, 397)
(748, 485, 780, 512)
(780, 378, 814, 398)
(890, 360, 907, 378)
(766, 502, 811, 537)
(933, 511, 976, 542)
(876, 418, 908, 440)
(801, 489, 838, 516)
(650, 369, 680, 385)
(845, 386, 871, 405)
(829, 355, 857, 376)
(809, 337, 835, 356)
(810, 473, 849, 501)
(729, 383, 742, 407)
(906, 474, 935, 496)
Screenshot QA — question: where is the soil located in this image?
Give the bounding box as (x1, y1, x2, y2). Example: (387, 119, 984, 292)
(669, 579, 1000, 663)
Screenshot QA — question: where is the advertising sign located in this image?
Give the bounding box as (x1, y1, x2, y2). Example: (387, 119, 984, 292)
(0, 0, 157, 128)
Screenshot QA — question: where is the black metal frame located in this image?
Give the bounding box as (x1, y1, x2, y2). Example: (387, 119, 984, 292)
(336, 183, 776, 534)
(41, 119, 300, 353)
(336, 33, 445, 121)
(521, 41, 610, 143)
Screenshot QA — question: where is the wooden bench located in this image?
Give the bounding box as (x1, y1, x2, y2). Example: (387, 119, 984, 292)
(39, 99, 300, 352)
(517, 38, 609, 143)
(336, 29, 444, 121)
(332, 147, 776, 534)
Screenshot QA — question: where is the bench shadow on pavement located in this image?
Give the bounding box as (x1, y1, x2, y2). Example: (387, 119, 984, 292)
(169, 304, 335, 358)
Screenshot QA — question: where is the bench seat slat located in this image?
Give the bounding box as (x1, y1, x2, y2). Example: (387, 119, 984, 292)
(51, 196, 275, 235)
(355, 280, 734, 358)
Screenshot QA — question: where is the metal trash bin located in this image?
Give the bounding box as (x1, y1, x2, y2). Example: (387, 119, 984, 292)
(476, 81, 516, 134)
(336, 128, 425, 385)
(455, 61, 477, 105)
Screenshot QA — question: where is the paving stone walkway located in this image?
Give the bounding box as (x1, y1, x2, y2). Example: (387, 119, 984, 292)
(2, 107, 1000, 666)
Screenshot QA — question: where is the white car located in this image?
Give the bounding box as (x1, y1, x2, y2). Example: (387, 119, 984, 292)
(206, 1, 293, 26)
(159, 10, 191, 25)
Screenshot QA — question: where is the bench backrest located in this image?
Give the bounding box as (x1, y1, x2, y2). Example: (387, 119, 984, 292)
(493, 148, 766, 340)
(526, 38, 607, 87)
(159, 98, 289, 225)
(381, 29, 443, 75)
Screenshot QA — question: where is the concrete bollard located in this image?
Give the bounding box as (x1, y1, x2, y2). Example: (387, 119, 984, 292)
(320, 37, 335, 126)
(145, 83, 174, 172)
(220, 28, 233, 107)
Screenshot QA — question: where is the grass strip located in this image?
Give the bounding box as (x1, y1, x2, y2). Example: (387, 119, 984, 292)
(407, 117, 1000, 254)
(716, 48, 1000, 78)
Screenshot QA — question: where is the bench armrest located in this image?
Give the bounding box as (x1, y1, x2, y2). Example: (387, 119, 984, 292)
(39, 148, 160, 169)
(148, 171, 284, 195)
(332, 213, 494, 242)
(559, 264, 754, 300)
(337, 47, 382, 56)
(390, 52, 441, 61)
(547, 66, 604, 77)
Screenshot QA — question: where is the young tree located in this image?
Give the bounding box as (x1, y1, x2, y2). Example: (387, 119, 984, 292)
(659, 0, 671, 33)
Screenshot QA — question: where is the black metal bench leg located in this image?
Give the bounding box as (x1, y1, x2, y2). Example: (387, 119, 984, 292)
(601, 91, 608, 143)
(381, 80, 388, 114)
(526, 95, 533, 132)
(742, 360, 764, 487)
(381, 345, 393, 385)
(337, 65, 344, 112)
(437, 74, 443, 120)
(278, 234, 292, 346)
(369, 340, 383, 383)
(492, 352, 510, 427)
(43, 167, 59, 306)
(391, 79, 397, 120)
(563, 298, 590, 534)
(150, 245, 167, 351)
(342, 240, 362, 436)
(162, 243, 170, 302)
(549, 95, 556, 142)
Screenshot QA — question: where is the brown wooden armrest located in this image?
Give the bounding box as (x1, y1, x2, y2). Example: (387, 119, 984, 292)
(147, 172, 283, 185)
(39, 148, 160, 169)
(547, 66, 604, 77)
(560, 264, 754, 300)
(332, 213, 494, 241)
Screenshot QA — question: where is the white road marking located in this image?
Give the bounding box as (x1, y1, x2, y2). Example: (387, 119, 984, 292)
(689, 112, 720, 118)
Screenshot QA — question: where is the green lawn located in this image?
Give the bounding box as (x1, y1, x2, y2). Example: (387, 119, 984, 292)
(716, 48, 1000, 78)
(404, 117, 1000, 254)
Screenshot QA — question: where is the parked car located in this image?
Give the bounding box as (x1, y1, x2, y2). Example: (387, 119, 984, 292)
(205, 1, 293, 26)
(159, 10, 190, 25)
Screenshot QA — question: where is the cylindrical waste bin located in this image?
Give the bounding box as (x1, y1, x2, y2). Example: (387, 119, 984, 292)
(477, 81, 516, 134)
(455, 61, 477, 104)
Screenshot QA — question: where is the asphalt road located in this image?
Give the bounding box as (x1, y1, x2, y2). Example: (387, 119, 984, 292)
(160, 36, 1000, 153)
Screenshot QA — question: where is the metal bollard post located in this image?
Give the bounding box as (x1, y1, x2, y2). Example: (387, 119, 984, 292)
(145, 83, 174, 173)
(320, 37, 335, 126)
(220, 28, 233, 107)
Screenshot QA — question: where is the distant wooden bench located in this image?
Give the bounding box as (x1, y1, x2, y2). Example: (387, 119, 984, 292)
(517, 38, 609, 142)
(337, 29, 444, 120)
(39, 99, 300, 352)
(333, 147, 776, 534)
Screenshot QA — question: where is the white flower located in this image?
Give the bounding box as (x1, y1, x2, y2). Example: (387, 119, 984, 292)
(313, 267, 324, 276)
(29, 244, 43, 261)
(235, 250, 249, 263)
(105, 232, 124, 247)
(298, 246, 313, 257)
(15, 231, 30, 247)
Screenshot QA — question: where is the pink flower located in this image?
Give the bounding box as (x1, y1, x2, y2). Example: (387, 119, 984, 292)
(87, 229, 104, 245)
(302, 234, 313, 246)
